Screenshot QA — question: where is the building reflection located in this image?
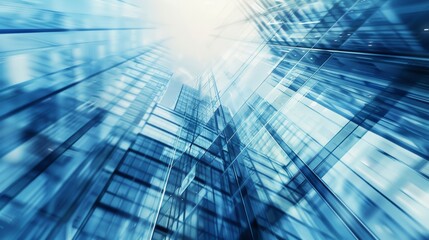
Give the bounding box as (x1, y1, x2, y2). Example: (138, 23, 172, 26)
(0, 0, 428, 239)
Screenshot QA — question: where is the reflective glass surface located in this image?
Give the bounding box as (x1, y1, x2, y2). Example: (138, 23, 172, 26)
(0, 0, 428, 239)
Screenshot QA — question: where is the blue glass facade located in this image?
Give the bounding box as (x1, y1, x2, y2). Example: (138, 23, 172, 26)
(0, 0, 428, 239)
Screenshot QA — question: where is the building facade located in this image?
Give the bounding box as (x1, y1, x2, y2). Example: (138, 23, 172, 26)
(0, 0, 428, 239)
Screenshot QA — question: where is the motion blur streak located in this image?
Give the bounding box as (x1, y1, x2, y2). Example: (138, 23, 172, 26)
(0, 0, 428, 239)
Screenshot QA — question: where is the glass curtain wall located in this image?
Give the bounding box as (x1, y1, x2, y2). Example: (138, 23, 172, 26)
(0, 0, 428, 239)
(202, 0, 429, 239)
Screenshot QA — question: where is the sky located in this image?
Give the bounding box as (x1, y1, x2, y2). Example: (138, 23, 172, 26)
(142, 0, 246, 108)
(149, 0, 233, 71)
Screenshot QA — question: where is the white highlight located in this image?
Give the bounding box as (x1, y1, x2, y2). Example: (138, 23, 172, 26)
(148, 0, 233, 75)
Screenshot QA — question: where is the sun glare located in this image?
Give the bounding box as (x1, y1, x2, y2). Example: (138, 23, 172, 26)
(148, 0, 239, 75)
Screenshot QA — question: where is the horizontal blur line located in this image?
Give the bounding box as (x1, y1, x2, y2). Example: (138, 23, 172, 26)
(0, 27, 154, 34)
(0, 49, 150, 121)
(298, 20, 320, 25)
(267, 42, 429, 62)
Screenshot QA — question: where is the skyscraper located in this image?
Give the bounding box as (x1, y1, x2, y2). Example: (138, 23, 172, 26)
(0, 0, 428, 239)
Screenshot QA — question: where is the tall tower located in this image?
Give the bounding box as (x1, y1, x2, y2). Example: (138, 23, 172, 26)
(0, 0, 428, 239)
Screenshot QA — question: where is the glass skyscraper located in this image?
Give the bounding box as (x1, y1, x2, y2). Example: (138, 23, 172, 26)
(0, 0, 428, 239)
